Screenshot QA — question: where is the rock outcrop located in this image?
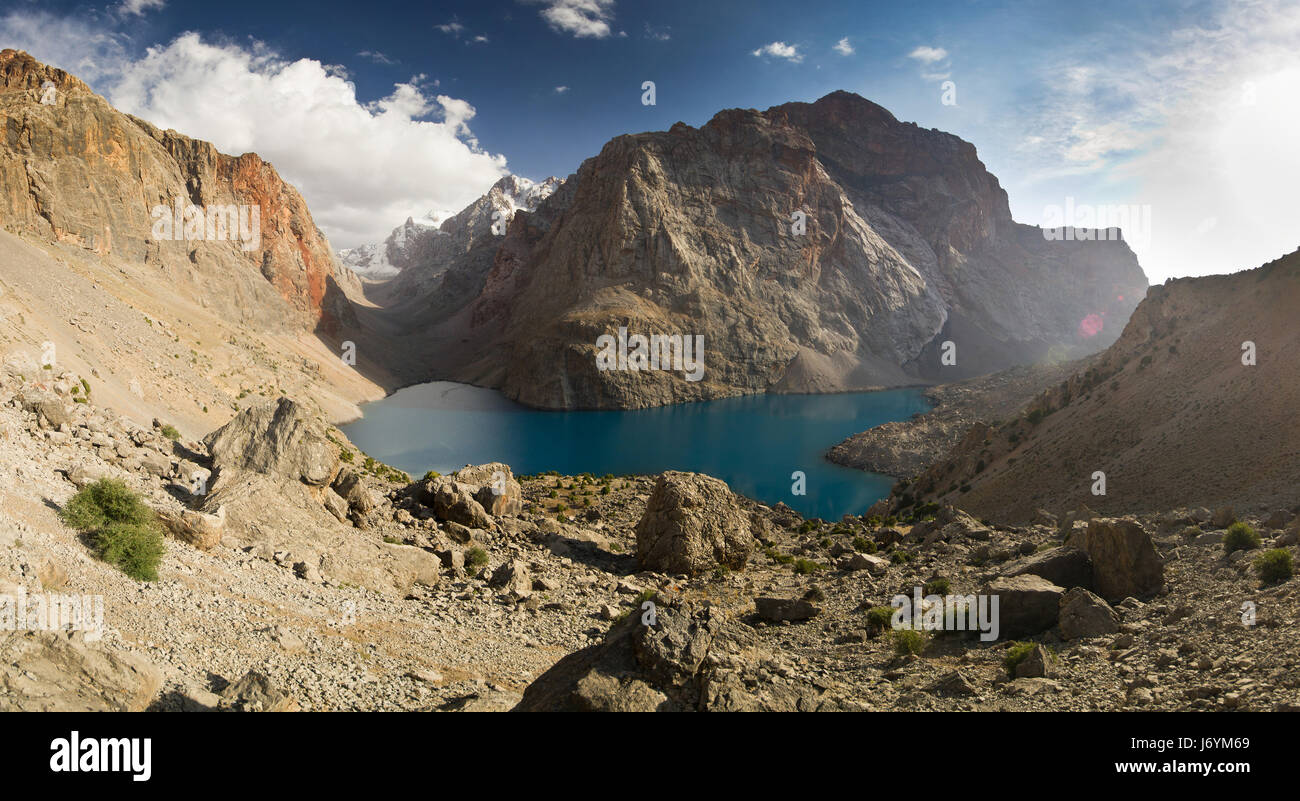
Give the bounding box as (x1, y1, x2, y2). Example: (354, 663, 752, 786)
(0, 630, 161, 711)
(0, 49, 356, 334)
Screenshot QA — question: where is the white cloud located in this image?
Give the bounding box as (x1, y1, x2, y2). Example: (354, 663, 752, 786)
(752, 41, 802, 63)
(3, 17, 509, 251)
(644, 23, 670, 42)
(832, 37, 853, 56)
(908, 45, 948, 64)
(1013, 0, 1300, 281)
(527, 0, 616, 39)
(435, 21, 465, 36)
(553, 85, 569, 94)
(472, 35, 490, 44)
(119, 0, 165, 15)
(357, 50, 395, 65)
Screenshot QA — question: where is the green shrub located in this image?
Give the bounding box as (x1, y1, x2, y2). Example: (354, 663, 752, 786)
(852, 536, 876, 553)
(466, 547, 489, 568)
(60, 479, 163, 581)
(792, 558, 823, 575)
(159, 423, 181, 441)
(1003, 641, 1037, 676)
(865, 605, 896, 634)
(1224, 522, 1261, 554)
(890, 628, 928, 656)
(1255, 549, 1294, 585)
(923, 577, 951, 596)
(422, 470, 440, 480)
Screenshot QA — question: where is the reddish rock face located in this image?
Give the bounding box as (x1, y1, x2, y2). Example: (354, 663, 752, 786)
(0, 49, 354, 334)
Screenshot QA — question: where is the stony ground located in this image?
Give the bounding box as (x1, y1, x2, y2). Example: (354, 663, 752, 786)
(2, 361, 1297, 711)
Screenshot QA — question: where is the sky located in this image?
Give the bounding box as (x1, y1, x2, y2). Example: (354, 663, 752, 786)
(3, 0, 1300, 283)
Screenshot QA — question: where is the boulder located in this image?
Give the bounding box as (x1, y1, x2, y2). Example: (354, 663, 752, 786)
(16, 387, 70, 429)
(218, 670, 299, 712)
(452, 463, 523, 517)
(634, 471, 756, 576)
(983, 574, 1064, 638)
(1014, 644, 1054, 678)
(489, 558, 532, 598)
(1058, 587, 1120, 640)
(203, 398, 338, 486)
(0, 631, 161, 711)
(1002, 546, 1092, 590)
(754, 597, 821, 623)
(419, 477, 493, 529)
(157, 505, 225, 551)
(1067, 517, 1164, 602)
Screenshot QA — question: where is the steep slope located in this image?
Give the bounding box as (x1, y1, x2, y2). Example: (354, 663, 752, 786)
(390, 91, 1145, 409)
(0, 49, 356, 335)
(893, 249, 1300, 523)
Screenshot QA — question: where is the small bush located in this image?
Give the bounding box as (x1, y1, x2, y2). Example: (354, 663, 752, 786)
(466, 547, 489, 568)
(422, 470, 440, 480)
(865, 605, 896, 634)
(852, 535, 876, 553)
(923, 577, 951, 596)
(792, 558, 824, 575)
(890, 628, 928, 656)
(60, 478, 155, 531)
(1255, 549, 1294, 585)
(1224, 522, 1261, 554)
(1003, 641, 1037, 676)
(60, 479, 163, 581)
(159, 423, 181, 441)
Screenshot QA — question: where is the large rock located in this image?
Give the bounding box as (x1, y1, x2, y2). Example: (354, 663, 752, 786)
(0, 630, 161, 711)
(157, 505, 225, 551)
(515, 601, 852, 712)
(1067, 517, 1164, 602)
(635, 472, 757, 576)
(1002, 546, 1093, 590)
(16, 387, 70, 428)
(982, 574, 1064, 639)
(204, 398, 338, 486)
(218, 670, 299, 712)
(1058, 587, 1120, 640)
(419, 476, 493, 529)
(452, 463, 523, 517)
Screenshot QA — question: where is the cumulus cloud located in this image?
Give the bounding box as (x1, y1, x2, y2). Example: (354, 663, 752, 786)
(553, 85, 569, 94)
(526, 0, 616, 39)
(833, 37, 853, 56)
(3, 13, 509, 250)
(908, 45, 948, 64)
(752, 41, 802, 63)
(434, 21, 465, 36)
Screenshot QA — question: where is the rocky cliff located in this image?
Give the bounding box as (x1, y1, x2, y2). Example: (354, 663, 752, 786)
(890, 249, 1300, 523)
(0, 49, 355, 335)
(390, 91, 1146, 409)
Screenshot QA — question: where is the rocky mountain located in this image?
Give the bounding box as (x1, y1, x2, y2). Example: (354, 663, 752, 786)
(0, 49, 356, 335)
(384, 91, 1146, 409)
(365, 174, 562, 315)
(887, 249, 1300, 524)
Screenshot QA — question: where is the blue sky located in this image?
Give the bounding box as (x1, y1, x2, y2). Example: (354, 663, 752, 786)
(5, 0, 1300, 281)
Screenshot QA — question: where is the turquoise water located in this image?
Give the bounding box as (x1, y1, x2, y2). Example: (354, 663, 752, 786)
(340, 382, 930, 520)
